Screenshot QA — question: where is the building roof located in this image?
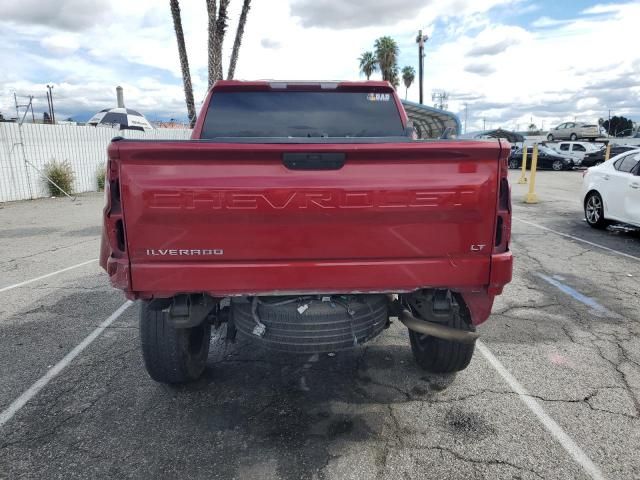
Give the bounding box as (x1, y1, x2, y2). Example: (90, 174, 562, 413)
(459, 129, 525, 143)
(401, 100, 461, 139)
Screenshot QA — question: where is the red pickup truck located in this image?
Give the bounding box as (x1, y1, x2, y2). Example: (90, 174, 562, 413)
(100, 81, 512, 384)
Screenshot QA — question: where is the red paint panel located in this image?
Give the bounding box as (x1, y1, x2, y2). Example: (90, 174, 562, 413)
(130, 257, 491, 298)
(105, 139, 511, 298)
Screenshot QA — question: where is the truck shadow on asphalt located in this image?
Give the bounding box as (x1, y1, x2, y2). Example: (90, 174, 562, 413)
(1, 297, 498, 479)
(148, 329, 496, 480)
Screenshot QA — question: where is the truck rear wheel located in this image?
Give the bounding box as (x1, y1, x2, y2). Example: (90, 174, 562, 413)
(408, 303, 475, 373)
(139, 301, 211, 383)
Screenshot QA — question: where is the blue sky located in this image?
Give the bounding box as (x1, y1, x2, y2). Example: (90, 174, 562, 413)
(0, 0, 638, 131)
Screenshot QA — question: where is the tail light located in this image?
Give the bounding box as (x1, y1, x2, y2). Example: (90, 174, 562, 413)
(101, 140, 131, 292)
(104, 142, 126, 257)
(494, 141, 512, 254)
(486, 140, 514, 296)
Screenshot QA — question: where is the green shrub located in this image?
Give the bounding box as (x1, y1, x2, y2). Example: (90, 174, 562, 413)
(43, 160, 75, 197)
(96, 163, 106, 191)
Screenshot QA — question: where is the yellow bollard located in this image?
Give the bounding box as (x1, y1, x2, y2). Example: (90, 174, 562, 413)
(604, 143, 611, 162)
(524, 144, 539, 204)
(517, 144, 528, 184)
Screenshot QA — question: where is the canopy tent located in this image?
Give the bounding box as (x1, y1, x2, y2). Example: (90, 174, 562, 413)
(87, 107, 153, 131)
(459, 129, 525, 144)
(401, 100, 461, 139)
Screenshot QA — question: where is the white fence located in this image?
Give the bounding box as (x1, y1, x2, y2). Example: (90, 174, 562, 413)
(0, 123, 192, 203)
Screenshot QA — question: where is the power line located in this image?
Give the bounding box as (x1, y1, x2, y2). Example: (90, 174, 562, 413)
(432, 91, 448, 110)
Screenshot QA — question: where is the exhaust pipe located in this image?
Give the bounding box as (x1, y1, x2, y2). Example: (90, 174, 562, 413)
(399, 308, 479, 344)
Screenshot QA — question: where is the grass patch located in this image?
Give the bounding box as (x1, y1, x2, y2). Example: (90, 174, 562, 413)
(96, 163, 106, 191)
(43, 160, 75, 197)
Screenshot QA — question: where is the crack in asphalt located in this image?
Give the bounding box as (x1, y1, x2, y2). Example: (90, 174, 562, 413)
(559, 325, 640, 419)
(419, 445, 547, 480)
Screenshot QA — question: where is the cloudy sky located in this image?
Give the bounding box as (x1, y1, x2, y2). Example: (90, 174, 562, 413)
(0, 0, 638, 131)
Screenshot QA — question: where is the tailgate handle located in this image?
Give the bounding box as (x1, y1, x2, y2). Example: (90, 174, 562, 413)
(282, 153, 346, 170)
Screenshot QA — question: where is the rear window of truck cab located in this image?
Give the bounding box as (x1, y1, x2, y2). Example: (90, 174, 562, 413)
(201, 91, 405, 138)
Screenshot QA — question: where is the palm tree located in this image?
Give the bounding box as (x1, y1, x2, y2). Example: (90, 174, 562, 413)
(374, 36, 399, 83)
(206, 0, 217, 88)
(389, 67, 400, 90)
(358, 51, 377, 80)
(227, 0, 251, 79)
(169, 0, 197, 127)
(401, 66, 415, 99)
(213, 0, 230, 82)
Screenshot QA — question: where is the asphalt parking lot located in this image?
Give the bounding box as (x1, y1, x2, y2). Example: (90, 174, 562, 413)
(1, 170, 639, 480)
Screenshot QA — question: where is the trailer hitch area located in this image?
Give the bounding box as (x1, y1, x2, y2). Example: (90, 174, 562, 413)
(167, 294, 218, 329)
(387, 291, 479, 344)
(407, 289, 457, 322)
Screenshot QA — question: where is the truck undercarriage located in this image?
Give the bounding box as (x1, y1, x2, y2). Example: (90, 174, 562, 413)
(139, 290, 479, 383)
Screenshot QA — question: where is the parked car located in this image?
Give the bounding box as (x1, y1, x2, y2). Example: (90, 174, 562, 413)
(100, 80, 513, 384)
(582, 149, 640, 228)
(508, 145, 575, 170)
(551, 141, 601, 165)
(547, 122, 599, 142)
(581, 145, 638, 167)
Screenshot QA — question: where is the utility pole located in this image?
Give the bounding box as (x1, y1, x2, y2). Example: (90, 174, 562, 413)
(416, 30, 429, 105)
(46, 90, 52, 123)
(14, 94, 35, 123)
(46, 85, 55, 124)
(483, 118, 486, 131)
(464, 102, 468, 133)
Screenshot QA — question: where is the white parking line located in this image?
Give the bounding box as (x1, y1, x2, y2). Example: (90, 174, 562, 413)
(477, 341, 606, 480)
(0, 301, 133, 428)
(0, 259, 98, 294)
(513, 218, 640, 262)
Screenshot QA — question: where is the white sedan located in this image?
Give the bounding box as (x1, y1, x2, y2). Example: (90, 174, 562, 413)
(582, 149, 640, 228)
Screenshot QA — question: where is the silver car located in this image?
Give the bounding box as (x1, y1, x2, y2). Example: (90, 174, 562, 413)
(547, 122, 600, 141)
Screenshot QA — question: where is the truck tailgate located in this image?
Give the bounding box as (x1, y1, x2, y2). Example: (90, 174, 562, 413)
(112, 140, 505, 296)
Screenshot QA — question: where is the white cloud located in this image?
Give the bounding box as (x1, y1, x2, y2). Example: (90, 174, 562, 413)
(465, 62, 496, 75)
(260, 38, 281, 49)
(531, 16, 572, 28)
(0, 0, 111, 30)
(581, 3, 628, 15)
(466, 25, 529, 56)
(1, 0, 639, 130)
(40, 33, 81, 55)
(419, 2, 640, 130)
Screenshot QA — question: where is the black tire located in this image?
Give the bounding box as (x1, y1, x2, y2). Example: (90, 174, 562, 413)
(552, 159, 564, 171)
(408, 299, 475, 373)
(547, 134, 554, 141)
(584, 192, 608, 229)
(570, 133, 578, 141)
(139, 301, 211, 383)
(508, 158, 519, 169)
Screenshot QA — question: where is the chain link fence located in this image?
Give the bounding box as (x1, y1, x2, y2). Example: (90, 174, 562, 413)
(0, 123, 192, 202)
